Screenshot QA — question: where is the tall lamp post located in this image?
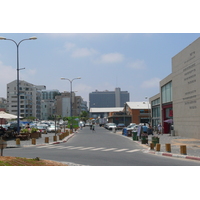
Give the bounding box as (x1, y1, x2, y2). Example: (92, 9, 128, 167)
(61, 77, 81, 130)
(145, 96, 150, 124)
(0, 36, 37, 134)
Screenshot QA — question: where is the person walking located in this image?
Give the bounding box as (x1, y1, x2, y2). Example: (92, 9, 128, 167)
(157, 123, 163, 135)
(92, 123, 95, 132)
(147, 124, 154, 135)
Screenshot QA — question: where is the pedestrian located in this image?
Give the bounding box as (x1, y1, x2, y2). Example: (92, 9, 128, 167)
(92, 123, 95, 132)
(147, 124, 154, 135)
(142, 123, 148, 134)
(26, 123, 30, 128)
(157, 123, 163, 135)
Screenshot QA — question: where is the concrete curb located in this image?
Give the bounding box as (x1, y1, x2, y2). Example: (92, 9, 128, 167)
(6, 132, 76, 148)
(143, 148, 200, 162)
(130, 138, 200, 162)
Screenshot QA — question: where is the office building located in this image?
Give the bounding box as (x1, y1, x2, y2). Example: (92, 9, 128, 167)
(89, 87, 129, 108)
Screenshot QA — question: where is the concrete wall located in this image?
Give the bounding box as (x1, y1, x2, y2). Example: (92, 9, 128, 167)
(172, 37, 200, 138)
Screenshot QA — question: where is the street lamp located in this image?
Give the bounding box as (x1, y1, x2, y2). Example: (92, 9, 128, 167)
(145, 96, 150, 124)
(0, 36, 37, 134)
(61, 77, 81, 130)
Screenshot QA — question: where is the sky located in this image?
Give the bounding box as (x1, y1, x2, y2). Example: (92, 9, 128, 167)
(0, 33, 200, 105)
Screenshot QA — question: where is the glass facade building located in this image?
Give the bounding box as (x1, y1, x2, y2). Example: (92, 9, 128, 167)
(89, 88, 129, 108)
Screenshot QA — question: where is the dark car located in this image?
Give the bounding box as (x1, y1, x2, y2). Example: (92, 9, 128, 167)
(117, 123, 125, 130)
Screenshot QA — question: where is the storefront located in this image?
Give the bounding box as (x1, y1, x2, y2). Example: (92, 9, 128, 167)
(162, 103, 173, 134)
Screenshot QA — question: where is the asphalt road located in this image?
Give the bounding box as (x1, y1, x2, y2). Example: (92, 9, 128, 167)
(4, 126, 200, 166)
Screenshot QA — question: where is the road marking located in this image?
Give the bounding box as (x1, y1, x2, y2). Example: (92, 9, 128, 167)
(90, 147, 105, 151)
(56, 146, 70, 149)
(36, 145, 142, 153)
(114, 148, 128, 152)
(101, 148, 117, 151)
(67, 146, 85, 149)
(79, 147, 96, 150)
(126, 149, 141, 152)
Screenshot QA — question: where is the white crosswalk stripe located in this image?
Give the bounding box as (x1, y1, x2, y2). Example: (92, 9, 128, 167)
(126, 149, 141, 153)
(79, 147, 96, 150)
(35, 145, 142, 153)
(114, 149, 128, 152)
(90, 147, 105, 151)
(101, 148, 117, 151)
(67, 146, 85, 150)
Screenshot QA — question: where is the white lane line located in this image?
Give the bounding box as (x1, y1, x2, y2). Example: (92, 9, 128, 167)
(90, 147, 105, 151)
(44, 146, 57, 148)
(101, 148, 117, 151)
(114, 149, 128, 152)
(126, 149, 141, 153)
(67, 146, 85, 149)
(56, 146, 70, 149)
(36, 146, 49, 148)
(79, 147, 96, 150)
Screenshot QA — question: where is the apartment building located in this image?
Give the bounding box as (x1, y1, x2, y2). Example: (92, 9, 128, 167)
(7, 80, 46, 119)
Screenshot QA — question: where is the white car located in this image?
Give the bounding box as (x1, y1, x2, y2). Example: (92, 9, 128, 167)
(107, 123, 117, 130)
(47, 125, 59, 133)
(126, 124, 139, 131)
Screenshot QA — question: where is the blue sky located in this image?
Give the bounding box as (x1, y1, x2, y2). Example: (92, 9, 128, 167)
(0, 33, 200, 104)
(1, 1, 200, 106)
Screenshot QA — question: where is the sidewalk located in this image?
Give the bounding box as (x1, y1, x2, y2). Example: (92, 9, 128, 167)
(116, 130, 200, 161)
(4, 131, 75, 148)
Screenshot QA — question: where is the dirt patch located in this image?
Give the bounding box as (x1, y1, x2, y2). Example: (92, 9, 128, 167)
(0, 156, 67, 166)
(171, 138, 200, 148)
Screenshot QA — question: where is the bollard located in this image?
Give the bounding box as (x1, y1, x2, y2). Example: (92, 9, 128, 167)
(59, 135, 63, 140)
(150, 143, 154, 150)
(32, 138, 36, 145)
(165, 143, 171, 152)
(53, 135, 57, 142)
(45, 137, 49, 143)
(113, 128, 116, 133)
(155, 143, 161, 151)
(180, 145, 187, 155)
(16, 138, 20, 145)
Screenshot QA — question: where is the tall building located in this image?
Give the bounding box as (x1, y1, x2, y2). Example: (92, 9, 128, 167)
(40, 90, 60, 120)
(89, 87, 129, 108)
(7, 80, 46, 119)
(55, 92, 74, 117)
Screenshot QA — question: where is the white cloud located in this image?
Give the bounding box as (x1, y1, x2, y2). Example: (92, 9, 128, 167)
(99, 53, 124, 63)
(71, 48, 97, 58)
(127, 60, 146, 70)
(65, 42, 76, 51)
(141, 77, 161, 88)
(64, 42, 98, 58)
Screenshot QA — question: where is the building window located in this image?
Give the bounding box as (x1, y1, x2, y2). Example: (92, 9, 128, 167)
(161, 82, 172, 104)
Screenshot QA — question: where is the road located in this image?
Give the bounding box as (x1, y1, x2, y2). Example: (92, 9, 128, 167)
(4, 126, 200, 166)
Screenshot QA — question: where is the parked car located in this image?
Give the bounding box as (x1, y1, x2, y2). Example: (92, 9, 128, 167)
(117, 123, 125, 130)
(37, 125, 47, 134)
(1, 124, 9, 130)
(126, 124, 139, 131)
(107, 123, 117, 130)
(47, 125, 59, 133)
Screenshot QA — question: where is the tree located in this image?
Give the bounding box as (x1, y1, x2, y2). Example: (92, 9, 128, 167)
(80, 111, 89, 122)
